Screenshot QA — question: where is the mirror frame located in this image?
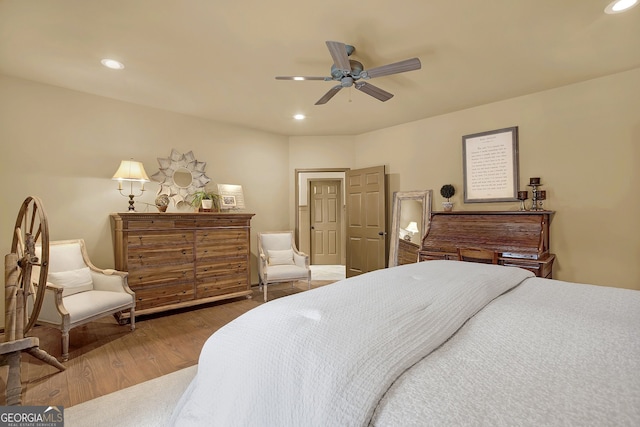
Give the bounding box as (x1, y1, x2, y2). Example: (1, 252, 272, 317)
(150, 149, 211, 207)
(388, 190, 432, 267)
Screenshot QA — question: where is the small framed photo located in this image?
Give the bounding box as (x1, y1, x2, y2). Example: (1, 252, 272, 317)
(220, 195, 237, 208)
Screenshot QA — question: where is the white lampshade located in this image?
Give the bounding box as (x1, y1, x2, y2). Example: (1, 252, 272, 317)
(112, 160, 150, 182)
(405, 221, 419, 234)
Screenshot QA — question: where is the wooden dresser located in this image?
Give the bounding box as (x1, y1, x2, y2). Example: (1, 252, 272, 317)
(110, 212, 254, 317)
(419, 211, 555, 278)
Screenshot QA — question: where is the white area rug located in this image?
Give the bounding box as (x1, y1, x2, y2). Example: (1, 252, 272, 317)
(310, 264, 345, 280)
(65, 365, 197, 427)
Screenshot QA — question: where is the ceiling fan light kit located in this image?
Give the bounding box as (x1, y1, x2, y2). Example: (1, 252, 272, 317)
(275, 41, 421, 105)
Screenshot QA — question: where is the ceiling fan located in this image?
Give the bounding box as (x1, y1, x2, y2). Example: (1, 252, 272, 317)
(275, 41, 421, 105)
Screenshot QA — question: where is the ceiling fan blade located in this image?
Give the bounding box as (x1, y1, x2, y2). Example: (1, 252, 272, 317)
(355, 82, 394, 102)
(315, 85, 343, 105)
(325, 41, 351, 76)
(275, 76, 332, 81)
(362, 58, 421, 79)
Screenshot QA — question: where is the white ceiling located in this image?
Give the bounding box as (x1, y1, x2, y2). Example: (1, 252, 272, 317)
(1, 0, 638, 136)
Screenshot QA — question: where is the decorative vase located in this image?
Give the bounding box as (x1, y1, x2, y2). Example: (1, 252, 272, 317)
(442, 201, 454, 212)
(154, 194, 169, 213)
(201, 199, 213, 210)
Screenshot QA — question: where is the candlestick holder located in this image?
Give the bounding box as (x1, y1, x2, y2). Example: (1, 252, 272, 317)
(527, 177, 545, 211)
(528, 182, 542, 210)
(517, 191, 528, 211)
(537, 190, 546, 211)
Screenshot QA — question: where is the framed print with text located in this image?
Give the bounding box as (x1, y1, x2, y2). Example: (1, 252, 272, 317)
(462, 126, 519, 203)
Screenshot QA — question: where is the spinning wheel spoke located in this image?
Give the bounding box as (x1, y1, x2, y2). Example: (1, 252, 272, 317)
(28, 202, 38, 235)
(14, 227, 25, 259)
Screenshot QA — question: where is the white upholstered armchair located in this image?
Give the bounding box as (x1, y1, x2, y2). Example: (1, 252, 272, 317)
(34, 239, 135, 361)
(257, 231, 311, 302)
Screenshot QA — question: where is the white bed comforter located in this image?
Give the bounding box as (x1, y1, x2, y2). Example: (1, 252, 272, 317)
(170, 260, 533, 427)
(371, 277, 640, 426)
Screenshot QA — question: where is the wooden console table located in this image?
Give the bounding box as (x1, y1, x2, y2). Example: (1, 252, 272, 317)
(110, 212, 254, 317)
(419, 211, 555, 278)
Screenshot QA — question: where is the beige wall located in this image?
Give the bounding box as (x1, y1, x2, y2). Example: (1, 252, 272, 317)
(350, 68, 640, 290)
(0, 75, 290, 305)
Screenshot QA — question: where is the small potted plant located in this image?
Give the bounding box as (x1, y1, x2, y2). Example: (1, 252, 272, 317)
(190, 190, 220, 212)
(440, 184, 455, 212)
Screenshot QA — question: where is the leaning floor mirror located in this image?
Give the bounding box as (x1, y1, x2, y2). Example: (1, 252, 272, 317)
(388, 190, 432, 267)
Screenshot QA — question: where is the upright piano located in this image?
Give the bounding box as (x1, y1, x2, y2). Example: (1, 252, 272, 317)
(419, 211, 555, 278)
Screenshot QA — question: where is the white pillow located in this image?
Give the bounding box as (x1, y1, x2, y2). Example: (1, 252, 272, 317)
(268, 249, 295, 266)
(48, 267, 93, 297)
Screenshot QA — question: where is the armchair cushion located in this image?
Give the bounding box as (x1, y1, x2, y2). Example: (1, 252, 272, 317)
(63, 290, 134, 324)
(264, 264, 310, 281)
(268, 249, 295, 266)
(48, 267, 94, 297)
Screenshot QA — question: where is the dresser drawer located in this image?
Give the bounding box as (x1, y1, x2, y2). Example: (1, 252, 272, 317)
(127, 231, 193, 248)
(128, 246, 194, 268)
(133, 282, 195, 311)
(127, 263, 194, 287)
(196, 259, 247, 278)
(126, 219, 177, 229)
(196, 243, 247, 259)
(195, 218, 250, 228)
(196, 229, 247, 244)
(196, 276, 248, 299)
(196, 230, 248, 259)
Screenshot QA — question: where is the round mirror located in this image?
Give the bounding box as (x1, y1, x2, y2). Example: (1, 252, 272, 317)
(173, 168, 193, 188)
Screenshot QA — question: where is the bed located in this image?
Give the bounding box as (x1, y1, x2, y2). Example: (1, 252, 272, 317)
(169, 260, 640, 426)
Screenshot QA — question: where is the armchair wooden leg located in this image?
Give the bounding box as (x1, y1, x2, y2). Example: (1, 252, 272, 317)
(61, 330, 69, 362)
(264, 284, 268, 302)
(129, 307, 136, 331)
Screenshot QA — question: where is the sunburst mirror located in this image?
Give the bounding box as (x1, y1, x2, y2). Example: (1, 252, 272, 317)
(151, 149, 211, 208)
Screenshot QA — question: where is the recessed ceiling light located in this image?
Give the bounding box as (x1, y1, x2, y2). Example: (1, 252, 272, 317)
(101, 59, 125, 70)
(605, 0, 638, 14)
(293, 114, 306, 120)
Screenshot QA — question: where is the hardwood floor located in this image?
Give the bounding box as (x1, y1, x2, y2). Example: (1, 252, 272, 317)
(1, 280, 333, 407)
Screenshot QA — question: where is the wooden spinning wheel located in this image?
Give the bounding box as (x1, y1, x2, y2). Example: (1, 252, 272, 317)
(1, 196, 64, 406)
(11, 196, 50, 334)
